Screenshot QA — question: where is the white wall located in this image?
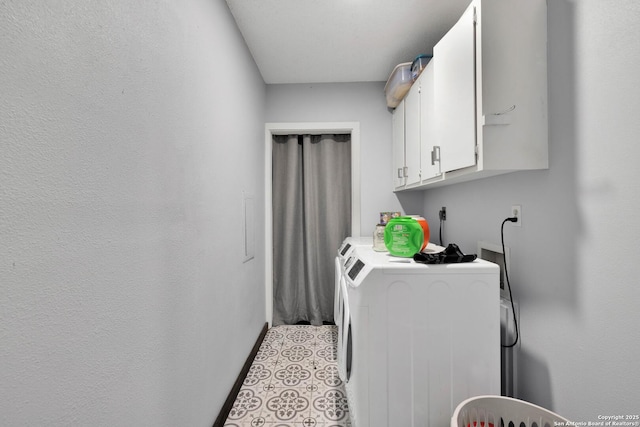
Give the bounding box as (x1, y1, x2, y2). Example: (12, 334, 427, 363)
(0, 1, 266, 425)
(265, 83, 419, 236)
(410, 0, 640, 420)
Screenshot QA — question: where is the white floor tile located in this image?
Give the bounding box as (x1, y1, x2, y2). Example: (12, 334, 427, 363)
(224, 325, 350, 427)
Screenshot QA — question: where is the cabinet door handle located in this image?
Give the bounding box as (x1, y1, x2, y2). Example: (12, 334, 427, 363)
(398, 167, 404, 179)
(403, 166, 409, 177)
(431, 146, 441, 165)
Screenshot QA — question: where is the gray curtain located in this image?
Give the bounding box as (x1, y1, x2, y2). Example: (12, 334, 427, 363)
(272, 134, 351, 326)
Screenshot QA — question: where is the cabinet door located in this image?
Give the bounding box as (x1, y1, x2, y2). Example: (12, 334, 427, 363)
(404, 83, 421, 186)
(434, 4, 476, 173)
(418, 61, 440, 180)
(392, 100, 406, 189)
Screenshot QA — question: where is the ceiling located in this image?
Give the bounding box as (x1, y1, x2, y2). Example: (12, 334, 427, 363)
(225, 0, 472, 84)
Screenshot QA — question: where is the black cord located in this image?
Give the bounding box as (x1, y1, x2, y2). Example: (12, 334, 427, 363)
(501, 217, 520, 348)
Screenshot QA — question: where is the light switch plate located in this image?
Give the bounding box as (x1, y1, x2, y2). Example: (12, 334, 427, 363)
(243, 192, 255, 263)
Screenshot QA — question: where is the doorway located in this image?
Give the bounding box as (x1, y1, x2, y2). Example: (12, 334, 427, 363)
(265, 122, 360, 326)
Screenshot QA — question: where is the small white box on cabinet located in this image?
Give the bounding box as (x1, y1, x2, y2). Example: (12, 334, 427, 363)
(384, 62, 413, 109)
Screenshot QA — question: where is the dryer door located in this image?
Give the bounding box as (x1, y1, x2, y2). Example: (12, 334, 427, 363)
(337, 277, 350, 382)
(334, 257, 342, 324)
(345, 313, 352, 383)
(336, 279, 345, 343)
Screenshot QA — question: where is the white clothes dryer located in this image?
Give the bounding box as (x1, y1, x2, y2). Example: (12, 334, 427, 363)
(342, 245, 500, 427)
(335, 237, 372, 322)
(335, 237, 372, 381)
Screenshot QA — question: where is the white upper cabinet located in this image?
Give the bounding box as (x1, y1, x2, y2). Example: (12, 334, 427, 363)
(404, 75, 422, 186)
(392, 100, 406, 189)
(474, 0, 548, 173)
(392, 59, 439, 191)
(391, 0, 548, 191)
(418, 62, 440, 181)
(434, 4, 476, 174)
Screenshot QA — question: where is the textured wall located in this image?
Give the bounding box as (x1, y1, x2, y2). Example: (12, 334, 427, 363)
(412, 0, 640, 420)
(0, 1, 266, 425)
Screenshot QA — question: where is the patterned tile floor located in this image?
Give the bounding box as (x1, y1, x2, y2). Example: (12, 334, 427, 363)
(224, 324, 351, 427)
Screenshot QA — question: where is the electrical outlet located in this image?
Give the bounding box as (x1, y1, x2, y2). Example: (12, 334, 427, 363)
(439, 207, 446, 221)
(511, 205, 522, 227)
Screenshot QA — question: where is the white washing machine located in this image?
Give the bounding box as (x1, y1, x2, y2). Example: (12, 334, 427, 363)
(341, 245, 500, 427)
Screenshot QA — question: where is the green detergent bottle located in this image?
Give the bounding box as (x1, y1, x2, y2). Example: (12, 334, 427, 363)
(384, 216, 425, 257)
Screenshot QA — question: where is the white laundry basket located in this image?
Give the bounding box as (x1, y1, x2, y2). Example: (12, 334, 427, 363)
(451, 395, 571, 427)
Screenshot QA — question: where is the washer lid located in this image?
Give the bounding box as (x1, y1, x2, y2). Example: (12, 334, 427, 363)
(345, 244, 499, 287)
